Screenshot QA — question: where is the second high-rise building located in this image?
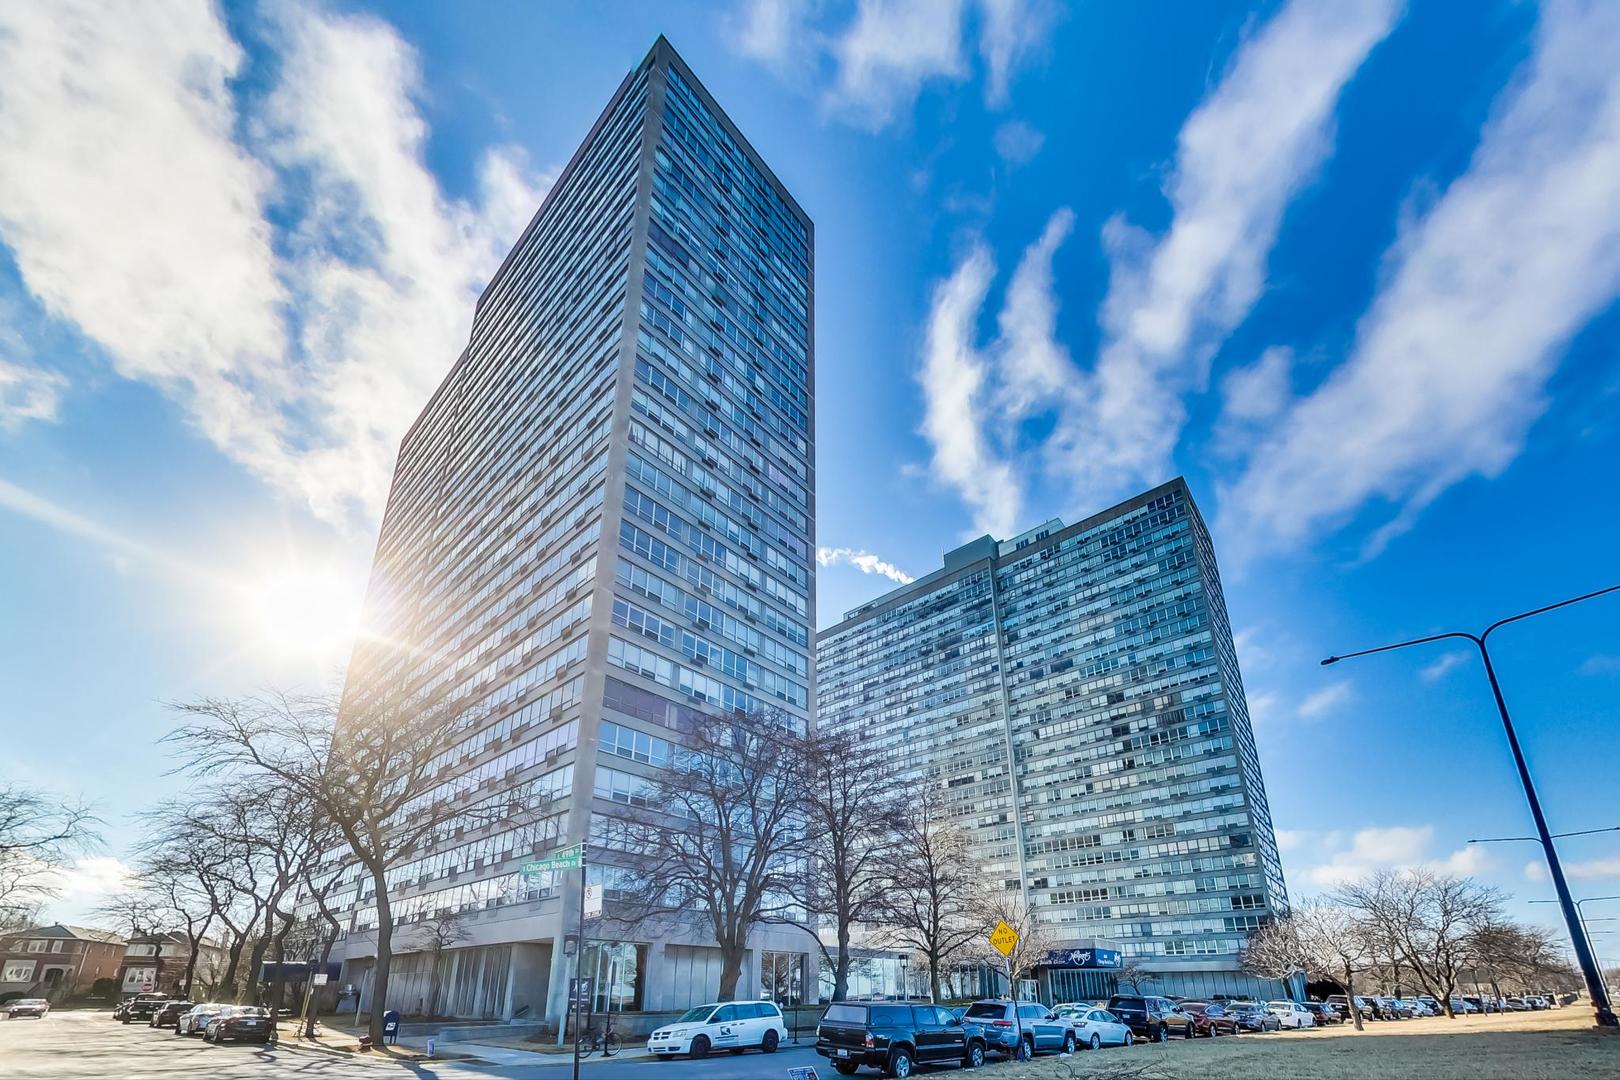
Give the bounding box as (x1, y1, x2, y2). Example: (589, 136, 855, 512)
(325, 37, 817, 1029)
(818, 479, 1290, 1002)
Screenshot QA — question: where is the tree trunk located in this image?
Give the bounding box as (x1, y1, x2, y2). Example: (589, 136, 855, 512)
(269, 915, 296, 1024)
(1344, 966, 1364, 1032)
(308, 925, 338, 1038)
(220, 927, 248, 1002)
(717, 943, 744, 1001)
(247, 907, 276, 1005)
(927, 950, 943, 1005)
(369, 872, 393, 1045)
(833, 922, 851, 1003)
(181, 914, 208, 999)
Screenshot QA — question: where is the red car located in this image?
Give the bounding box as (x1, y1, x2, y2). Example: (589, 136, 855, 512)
(1179, 1002, 1243, 1037)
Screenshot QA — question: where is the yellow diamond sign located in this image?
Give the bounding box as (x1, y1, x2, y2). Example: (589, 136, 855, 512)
(988, 920, 1019, 957)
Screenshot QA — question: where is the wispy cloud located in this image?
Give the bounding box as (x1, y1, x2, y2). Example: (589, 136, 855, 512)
(0, 0, 549, 529)
(993, 119, 1045, 166)
(817, 546, 916, 584)
(1222, 0, 1620, 558)
(1579, 654, 1620, 676)
(1298, 679, 1352, 720)
(732, 0, 1046, 130)
(1524, 856, 1620, 882)
(1044, 0, 1401, 502)
(1421, 650, 1471, 681)
(0, 357, 67, 430)
(917, 243, 1023, 537)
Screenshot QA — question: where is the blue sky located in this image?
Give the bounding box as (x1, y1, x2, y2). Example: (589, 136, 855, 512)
(1, 0, 1618, 942)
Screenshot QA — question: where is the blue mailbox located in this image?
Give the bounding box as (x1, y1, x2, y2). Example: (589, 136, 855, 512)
(382, 1009, 401, 1043)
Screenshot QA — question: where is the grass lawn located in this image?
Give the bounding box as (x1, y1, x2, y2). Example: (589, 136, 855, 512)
(992, 1005, 1618, 1080)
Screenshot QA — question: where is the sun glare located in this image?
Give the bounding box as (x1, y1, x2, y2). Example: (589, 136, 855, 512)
(241, 563, 364, 668)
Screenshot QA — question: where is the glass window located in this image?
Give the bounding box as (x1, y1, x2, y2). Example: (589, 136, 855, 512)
(712, 1004, 740, 1023)
(822, 1004, 865, 1024)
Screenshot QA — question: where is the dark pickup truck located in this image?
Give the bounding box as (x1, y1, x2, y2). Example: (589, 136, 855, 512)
(816, 1001, 989, 1078)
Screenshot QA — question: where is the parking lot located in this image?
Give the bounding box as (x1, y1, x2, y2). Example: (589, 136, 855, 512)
(4, 1003, 1614, 1080)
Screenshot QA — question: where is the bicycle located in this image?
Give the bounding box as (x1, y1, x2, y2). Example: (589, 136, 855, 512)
(574, 1017, 621, 1058)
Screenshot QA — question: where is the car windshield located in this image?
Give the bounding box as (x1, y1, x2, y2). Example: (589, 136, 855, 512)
(963, 1003, 1008, 1019)
(17, 999, 46, 1006)
(675, 1006, 716, 1024)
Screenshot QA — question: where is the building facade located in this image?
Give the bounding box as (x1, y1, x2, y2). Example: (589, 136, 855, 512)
(0, 925, 125, 1002)
(324, 37, 817, 1029)
(818, 479, 1290, 1002)
(116, 931, 227, 998)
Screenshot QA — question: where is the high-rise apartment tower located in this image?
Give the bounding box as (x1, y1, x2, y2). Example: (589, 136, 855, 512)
(325, 37, 817, 1028)
(818, 480, 1289, 1002)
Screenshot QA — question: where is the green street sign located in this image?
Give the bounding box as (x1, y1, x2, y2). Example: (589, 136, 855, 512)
(521, 843, 584, 878)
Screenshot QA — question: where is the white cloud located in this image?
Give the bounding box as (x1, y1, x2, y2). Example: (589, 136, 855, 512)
(1298, 679, 1352, 720)
(1245, 690, 1279, 730)
(1041, 0, 1400, 503)
(48, 856, 137, 901)
(0, 357, 67, 430)
(817, 546, 916, 584)
(1421, 650, 1471, 681)
(1219, 346, 1293, 428)
(0, 0, 549, 529)
(826, 0, 970, 129)
(993, 119, 1045, 165)
(1579, 654, 1620, 676)
(1296, 824, 1488, 889)
(917, 243, 1023, 537)
(1524, 856, 1620, 883)
(733, 0, 1044, 129)
(1275, 828, 1309, 854)
(1222, 0, 1620, 558)
(995, 209, 1075, 420)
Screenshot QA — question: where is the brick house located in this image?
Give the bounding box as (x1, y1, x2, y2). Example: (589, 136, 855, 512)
(0, 924, 126, 1002)
(117, 931, 227, 997)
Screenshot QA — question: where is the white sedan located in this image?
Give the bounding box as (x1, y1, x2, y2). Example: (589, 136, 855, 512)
(1054, 1004, 1134, 1049)
(1265, 1001, 1316, 1029)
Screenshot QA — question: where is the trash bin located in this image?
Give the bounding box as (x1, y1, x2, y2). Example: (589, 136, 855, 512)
(382, 1009, 401, 1044)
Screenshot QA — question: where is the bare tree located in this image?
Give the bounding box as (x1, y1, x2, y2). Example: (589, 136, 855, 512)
(1115, 962, 1154, 996)
(976, 889, 1056, 1001)
(0, 785, 99, 924)
(797, 730, 903, 1003)
(92, 891, 170, 939)
(1336, 869, 1505, 1018)
(166, 688, 541, 1042)
(1244, 900, 1371, 1030)
(412, 911, 469, 1017)
(874, 780, 990, 1003)
(616, 708, 810, 1000)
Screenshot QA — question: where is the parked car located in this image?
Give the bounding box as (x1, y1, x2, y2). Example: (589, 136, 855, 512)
(1106, 995, 1194, 1042)
(1504, 997, 1530, 1011)
(815, 1001, 989, 1077)
(177, 1003, 230, 1036)
(1052, 1004, 1135, 1048)
(1179, 1001, 1242, 1037)
(7, 998, 49, 1019)
(1267, 1001, 1316, 1029)
(1446, 997, 1476, 1015)
(1375, 997, 1414, 1019)
(120, 995, 170, 1024)
(149, 1000, 194, 1028)
(204, 1005, 272, 1044)
(1396, 998, 1433, 1018)
(961, 999, 1075, 1059)
(113, 993, 166, 1022)
(648, 1000, 788, 1059)
(1224, 1002, 1282, 1032)
(1324, 994, 1377, 1021)
(1303, 1002, 1343, 1026)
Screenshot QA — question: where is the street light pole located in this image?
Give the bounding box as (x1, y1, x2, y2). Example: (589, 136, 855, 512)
(1531, 897, 1620, 1000)
(1322, 583, 1620, 1027)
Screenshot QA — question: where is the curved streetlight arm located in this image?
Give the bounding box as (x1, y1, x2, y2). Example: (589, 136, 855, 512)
(1320, 630, 1478, 666)
(1482, 583, 1620, 643)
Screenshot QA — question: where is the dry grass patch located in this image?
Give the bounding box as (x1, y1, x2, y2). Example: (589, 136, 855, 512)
(993, 1006, 1618, 1080)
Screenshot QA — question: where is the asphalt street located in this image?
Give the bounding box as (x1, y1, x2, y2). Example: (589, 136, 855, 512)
(0, 1010, 844, 1080)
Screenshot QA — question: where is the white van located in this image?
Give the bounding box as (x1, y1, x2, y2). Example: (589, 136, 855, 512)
(647, 999, 788, 1058)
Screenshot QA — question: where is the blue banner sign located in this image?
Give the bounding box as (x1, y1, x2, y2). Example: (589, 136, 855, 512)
(1044, 947, 1123, 970)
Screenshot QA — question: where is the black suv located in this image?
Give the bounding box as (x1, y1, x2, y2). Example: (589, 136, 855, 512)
(1105, 995, 1194, 1042)
(816, 1001, 989, 1078)
(120, 995, 170, 1024)
(149, 1000, 195, 1028)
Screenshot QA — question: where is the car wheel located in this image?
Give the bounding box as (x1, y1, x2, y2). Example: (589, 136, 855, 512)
(1184, 1021, 1195, 1040)
(1211, 1023, 1220, 1037)
(1156, 1024, 1168, 1043)
(886, 1046, 914, 1078)
(1089, 1033, 1101, 1051)
(965, 1041, 985, 1068)
(1022, 1034, 1035, 1060)
(688, 1035, 709, 1060)
(1124, 1031, 1134, 1047)
(1063, 1032, 1076, 1054)
(762, 1029, 779, 1053)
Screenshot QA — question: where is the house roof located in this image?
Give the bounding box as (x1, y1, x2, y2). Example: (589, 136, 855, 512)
(3, 924, 126, 944)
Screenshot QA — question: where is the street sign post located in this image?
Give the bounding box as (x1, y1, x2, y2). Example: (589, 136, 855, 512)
(987, 922, 1023, 1057)
(584, 882, 603, 919)
(522, 843, 584, 878)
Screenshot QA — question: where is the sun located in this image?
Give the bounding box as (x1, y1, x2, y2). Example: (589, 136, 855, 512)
(240, 562, 364, 668)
